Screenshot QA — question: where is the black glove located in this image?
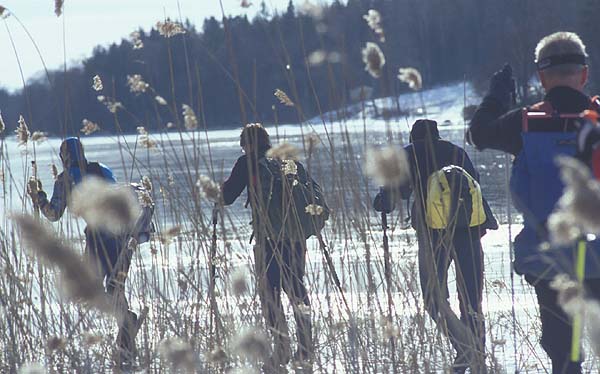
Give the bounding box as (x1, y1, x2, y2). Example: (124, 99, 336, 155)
(373, 188, 393, 214)
(487, 63, 516, 109)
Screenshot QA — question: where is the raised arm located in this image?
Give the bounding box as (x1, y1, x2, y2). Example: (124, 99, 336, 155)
(467, 64, 523, 156)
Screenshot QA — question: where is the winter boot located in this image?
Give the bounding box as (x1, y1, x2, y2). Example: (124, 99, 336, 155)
(115, 310, 138, 368)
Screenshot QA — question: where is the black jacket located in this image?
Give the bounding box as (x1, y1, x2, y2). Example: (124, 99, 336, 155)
(222, 148, 269, 206)
(468, 86, 592, 156)
(377, 138, 497, 231)
(222, 154, 252, 206)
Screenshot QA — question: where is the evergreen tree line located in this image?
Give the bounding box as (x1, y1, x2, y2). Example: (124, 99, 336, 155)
(0, 0, 598, 136)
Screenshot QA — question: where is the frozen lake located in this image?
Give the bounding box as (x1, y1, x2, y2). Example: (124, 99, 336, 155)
(1, 82, 596, 373)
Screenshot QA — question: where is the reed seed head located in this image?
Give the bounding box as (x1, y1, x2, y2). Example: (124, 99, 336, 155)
(362, 42, 385, 79)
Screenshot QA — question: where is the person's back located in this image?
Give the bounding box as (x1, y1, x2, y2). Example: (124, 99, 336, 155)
(374, 119, 495, 373)
(222, 123, 315, 370)
(467, 31, 600, 374)
(391, 120, 495, 232)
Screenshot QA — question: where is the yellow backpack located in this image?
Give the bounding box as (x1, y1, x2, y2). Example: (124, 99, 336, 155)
(425, 165, 486, 229)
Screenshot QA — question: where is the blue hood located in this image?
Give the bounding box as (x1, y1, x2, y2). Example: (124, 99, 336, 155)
(60, 137, 87, 168)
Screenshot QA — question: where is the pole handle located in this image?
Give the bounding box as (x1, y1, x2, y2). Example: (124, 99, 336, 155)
(571, 239, 587, 362)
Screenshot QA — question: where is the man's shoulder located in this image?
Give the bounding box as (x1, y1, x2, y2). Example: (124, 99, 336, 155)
(235, 154, 248, 164)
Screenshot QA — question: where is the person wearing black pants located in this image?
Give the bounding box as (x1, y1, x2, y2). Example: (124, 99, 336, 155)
(417, 225, 486, 372)
(86, 229, 136, 358)
(374, 119, 497, 373)
(222, 123, 313, 370)
(526, 277, 600, 374)
(253, 239, 312, 365)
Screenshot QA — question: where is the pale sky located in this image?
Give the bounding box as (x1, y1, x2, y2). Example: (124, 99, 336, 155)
(0, 0, 297, 91)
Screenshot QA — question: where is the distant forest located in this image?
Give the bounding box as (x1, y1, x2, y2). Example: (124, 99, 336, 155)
(0, 0, 599, 135)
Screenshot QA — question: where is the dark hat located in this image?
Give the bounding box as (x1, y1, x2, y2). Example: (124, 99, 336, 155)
(240, 123, 271, 152)
(410, 119, 440, 142)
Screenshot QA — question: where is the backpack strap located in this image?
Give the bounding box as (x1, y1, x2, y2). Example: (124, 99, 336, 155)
(522, 101, 555, 132)
(86, 162, 106, 179)
(522, 100, 583, 133)
(530, 101, 555, 113)
(591, 95, 600, 112)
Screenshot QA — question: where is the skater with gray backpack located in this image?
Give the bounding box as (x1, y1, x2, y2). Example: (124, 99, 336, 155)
(222, 123, 329, 372)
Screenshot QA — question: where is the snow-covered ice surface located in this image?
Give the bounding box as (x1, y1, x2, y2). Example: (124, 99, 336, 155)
(119, 222, 599, 373)
(3, 82, 599, 372)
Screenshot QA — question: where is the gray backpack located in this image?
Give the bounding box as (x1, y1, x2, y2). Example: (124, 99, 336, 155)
(254, 157, 329, 242)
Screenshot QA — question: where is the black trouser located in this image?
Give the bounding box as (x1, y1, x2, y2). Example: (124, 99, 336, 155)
(417, 225, 486, 370)
(254, 238, 312, 359)
(86, 229, 136, 353)
(525, 276, 600, 374)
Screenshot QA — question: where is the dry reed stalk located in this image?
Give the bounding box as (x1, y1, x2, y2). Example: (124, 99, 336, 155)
(15, 115, 30, 146)
(274, 89, 294, 107)
(70, 177, 140, 235)
(12, 214, 110, 311)
(397, 67, 423, 91)
(80, 119, 100, 135)
(365, 146, 410, 187)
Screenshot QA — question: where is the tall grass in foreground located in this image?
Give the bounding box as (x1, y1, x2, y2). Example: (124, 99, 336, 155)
(1, 6, 600, 374)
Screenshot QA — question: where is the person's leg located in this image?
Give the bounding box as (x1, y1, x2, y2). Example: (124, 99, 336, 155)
(418, 227, 475, 371)
(585, 278, 600, 301)
(85, 228, 113, 280)
(453, 227, 486, 372)
(418, 228, 448, 319)
(526, 276, 582, 374)
(254, 240, 291, 366)
(281, 240, 313, 362)
(103, 234, 138, 360)
(87, 229, 137, 364)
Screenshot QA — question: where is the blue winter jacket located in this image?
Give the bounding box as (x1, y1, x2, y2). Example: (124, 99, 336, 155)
(38, 137, 116, 221)
(469, 86, 600, 280)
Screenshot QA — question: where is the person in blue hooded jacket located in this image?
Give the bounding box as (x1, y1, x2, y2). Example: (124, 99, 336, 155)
(29, 137, 139, 365)
(374, 119, 497, 373)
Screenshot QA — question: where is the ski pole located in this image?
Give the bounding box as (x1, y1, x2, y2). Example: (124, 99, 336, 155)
(381, 210, 398, 373)
(316, 234, 351, 315)
(317, 232, 370, 364)
(571, 238, 586, 362)
(30, 161, 40, 218)
(209, 203, 221, 342)
(30, 160, 48, 333)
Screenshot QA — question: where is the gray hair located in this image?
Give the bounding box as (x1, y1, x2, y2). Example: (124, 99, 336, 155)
(535, 32, 587, 77)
